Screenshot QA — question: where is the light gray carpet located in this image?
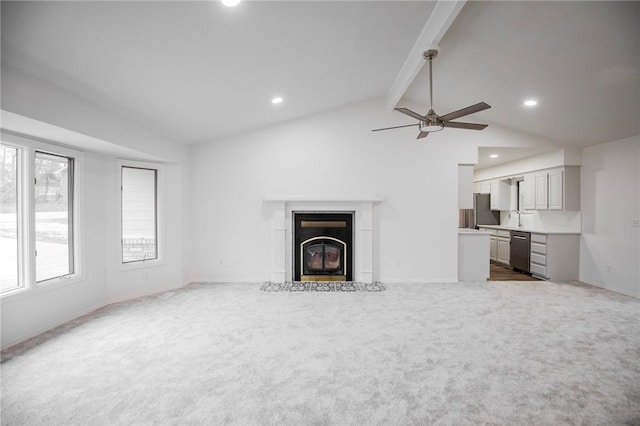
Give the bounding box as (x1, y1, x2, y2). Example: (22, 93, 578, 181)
(2, 281, 639, 425)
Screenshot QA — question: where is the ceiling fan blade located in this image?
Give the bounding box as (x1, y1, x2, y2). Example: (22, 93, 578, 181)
(394, 107, 426, 121)
(438, 102, 491, 122)
(371, 123, 420, 132)
(416, 131, 429, 139)
(442, 121, 488, 131)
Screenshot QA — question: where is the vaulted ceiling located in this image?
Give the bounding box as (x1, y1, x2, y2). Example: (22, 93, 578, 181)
(402, 1, 640, 148)
(2, 1, 639, 149)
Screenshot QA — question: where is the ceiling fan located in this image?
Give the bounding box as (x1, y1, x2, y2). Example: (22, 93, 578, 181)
(372, 49, 491, 139)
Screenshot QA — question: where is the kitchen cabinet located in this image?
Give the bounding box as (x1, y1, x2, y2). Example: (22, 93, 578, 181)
(490, 236, 497, 261)
(549, 167, 580, 210)
(496, 230, 511, 265)
(490, 179, 510, 211)
(523, 167, 580, 211)
(474, 180, 491, 194)
(530, 232, 579, 281)
(523, 174, 536, 210)
(530, 233, 547, 278)
(535, 173, 548, 209)
(458, 230, 490, 281)
(548, 169, 563, 210)
(480, 228, 498, 261)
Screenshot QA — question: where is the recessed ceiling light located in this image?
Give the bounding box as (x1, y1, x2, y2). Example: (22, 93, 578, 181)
(221, 0, 240, 7)
(489, 154, 499, 158)
(271, 97, 283, 105)
(524, 99, 537, 107)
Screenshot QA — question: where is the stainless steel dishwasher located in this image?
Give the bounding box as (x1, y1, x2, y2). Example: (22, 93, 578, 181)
(510, 230, 531, 273)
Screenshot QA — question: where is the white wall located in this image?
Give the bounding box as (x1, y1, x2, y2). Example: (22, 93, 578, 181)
(106, 161, 186, 303)
(580, 135, 640, 297)
(186, 98, 556, 283)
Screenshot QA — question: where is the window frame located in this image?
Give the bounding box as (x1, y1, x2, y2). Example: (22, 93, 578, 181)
(34, 150, 76, 283)
(0, 142, 25, 293)
(116, 159, 164, 270)
(0, 132, 84, 299)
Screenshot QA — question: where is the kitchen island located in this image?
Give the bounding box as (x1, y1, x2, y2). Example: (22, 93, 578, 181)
(458, 228, 490, 281)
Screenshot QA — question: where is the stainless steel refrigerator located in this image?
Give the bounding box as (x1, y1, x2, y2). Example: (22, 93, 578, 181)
(459, 193, 500, 228)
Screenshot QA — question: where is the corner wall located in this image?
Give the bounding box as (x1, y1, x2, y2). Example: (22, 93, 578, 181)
(1, 65, 189, 348)
(580, 135, 640, 297)
(1, 151, 110, 348)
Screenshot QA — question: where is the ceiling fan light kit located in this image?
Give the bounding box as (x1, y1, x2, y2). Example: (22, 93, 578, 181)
(372, 49, 491, 139)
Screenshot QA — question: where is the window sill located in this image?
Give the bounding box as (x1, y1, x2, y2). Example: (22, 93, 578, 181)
(117, 259, 165, 272)
(0, 274, 85, 304)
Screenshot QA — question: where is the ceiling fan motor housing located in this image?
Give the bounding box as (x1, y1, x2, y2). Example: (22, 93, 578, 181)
(423, 49, 439, 60)
(420, 109, 444, 132)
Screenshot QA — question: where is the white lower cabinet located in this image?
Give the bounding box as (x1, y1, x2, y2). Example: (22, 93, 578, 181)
(490, 237, 497, 261)
(480, 228, 498, 262)
(530, 233, 547, 278)
(530, 232, 579, 281)
(496, 230, 511, 265)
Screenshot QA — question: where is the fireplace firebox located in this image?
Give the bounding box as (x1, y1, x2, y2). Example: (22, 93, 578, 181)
(293, 212, 353, 281)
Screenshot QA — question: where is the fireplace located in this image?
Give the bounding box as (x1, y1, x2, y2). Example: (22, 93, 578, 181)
(294, 212, 353, 281)
(266, 196, 382, 283)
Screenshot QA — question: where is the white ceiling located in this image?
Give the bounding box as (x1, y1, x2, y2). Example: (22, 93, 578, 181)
(1, 0, 434, 144)
(1, 1, 639, 151)
(475, 147, 553, 171)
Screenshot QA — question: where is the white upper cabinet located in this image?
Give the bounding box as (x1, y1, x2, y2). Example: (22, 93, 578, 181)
(523, 166, 580, 211)
(490, 179, 511, 211)
(474, 180, 491, 194)
(523, 174, 536, 210)
(548, 169, 563, 210)
(535, 173, 548, 209)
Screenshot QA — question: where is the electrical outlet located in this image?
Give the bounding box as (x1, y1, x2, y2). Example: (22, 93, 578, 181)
(633, 218, 640, 227)
(606, 265, 612, 272)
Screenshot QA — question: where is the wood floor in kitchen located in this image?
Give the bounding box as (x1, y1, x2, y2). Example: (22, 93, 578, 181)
(490, 263, 540, 281)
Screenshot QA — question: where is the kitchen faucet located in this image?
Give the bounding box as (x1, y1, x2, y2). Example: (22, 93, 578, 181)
(510, 210, 522, 227)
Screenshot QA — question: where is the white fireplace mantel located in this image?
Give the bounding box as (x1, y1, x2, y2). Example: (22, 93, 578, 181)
(265, 196, 383, 283)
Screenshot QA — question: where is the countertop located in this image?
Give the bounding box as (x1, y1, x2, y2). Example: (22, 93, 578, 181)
(458, 228, 490, 235)
(476, 224, 581, 235)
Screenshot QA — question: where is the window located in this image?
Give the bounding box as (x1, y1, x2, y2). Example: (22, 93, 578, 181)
(35, 152, 74, 282)
(120, 164, 159, 264)
(517, 179, 525, 211)
(1, 136, 81, 297)
(1, 145, 20, 292)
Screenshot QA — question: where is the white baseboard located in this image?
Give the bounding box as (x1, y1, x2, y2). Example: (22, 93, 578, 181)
(580, 279, 640, 299)
(1, 282, 189, 352)
(104, 282, 188, 306)
(1, 302, 105, 351)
